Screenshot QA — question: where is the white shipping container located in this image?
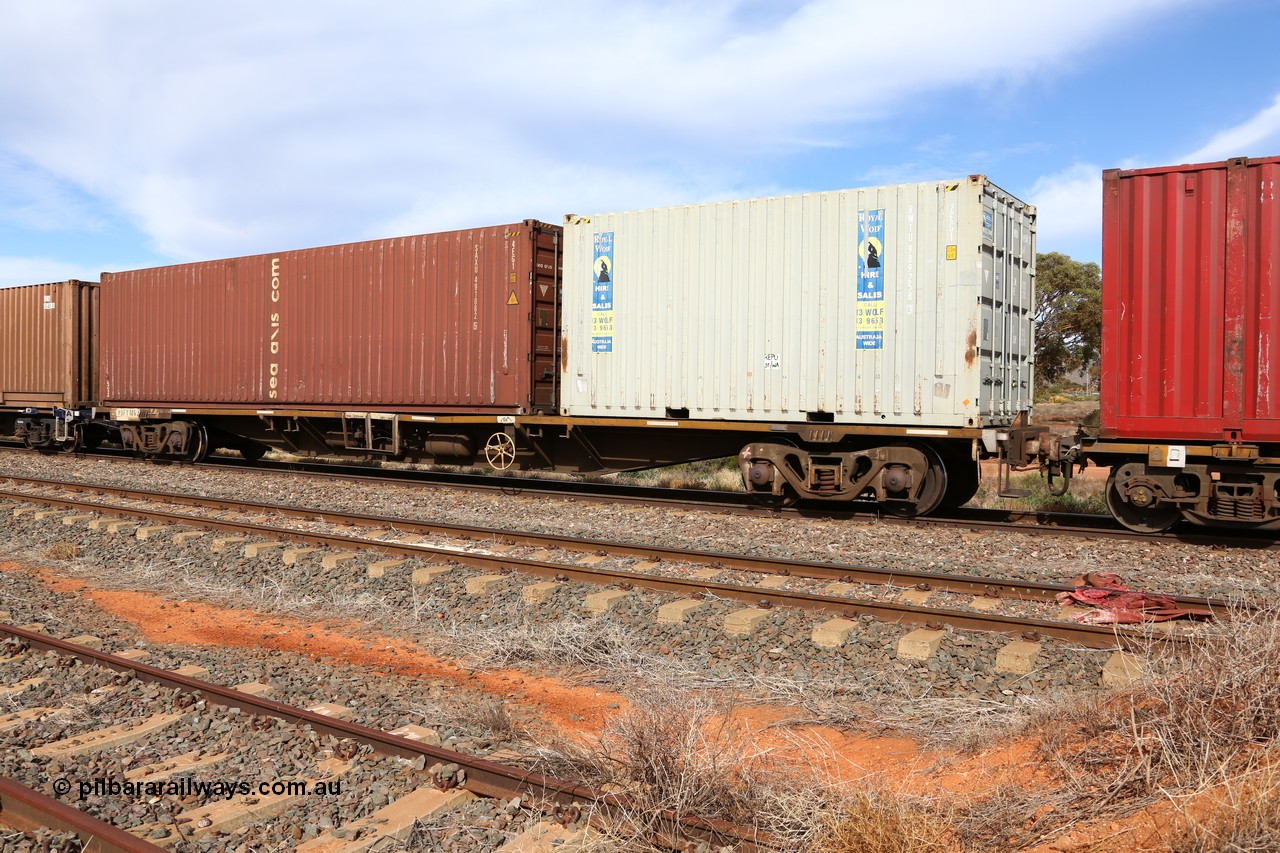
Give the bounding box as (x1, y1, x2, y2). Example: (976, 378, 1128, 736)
(561, 176, 1035, 427)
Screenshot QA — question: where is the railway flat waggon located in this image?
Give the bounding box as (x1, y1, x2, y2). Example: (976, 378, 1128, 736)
(95, 222, 562, 463)
(519, 176, 1037, 512)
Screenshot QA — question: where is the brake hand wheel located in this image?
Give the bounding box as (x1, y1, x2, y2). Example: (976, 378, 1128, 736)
(484, 432, 517, 470)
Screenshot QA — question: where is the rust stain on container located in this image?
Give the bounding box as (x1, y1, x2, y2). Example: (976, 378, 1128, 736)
(964, 326, 978, 369)
(99, 223, 561, 413)
(1101, 155, 1280, 442)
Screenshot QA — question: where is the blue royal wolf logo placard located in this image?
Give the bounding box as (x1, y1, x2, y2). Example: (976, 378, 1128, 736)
(857, 209, 885, 350)
(592, 232, 614, 353)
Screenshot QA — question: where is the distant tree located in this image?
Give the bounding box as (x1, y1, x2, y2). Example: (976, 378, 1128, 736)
(1035, 252, 1101, 386)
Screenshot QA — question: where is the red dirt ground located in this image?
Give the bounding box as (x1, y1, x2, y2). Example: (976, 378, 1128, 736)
(1, 559, 1193, 850)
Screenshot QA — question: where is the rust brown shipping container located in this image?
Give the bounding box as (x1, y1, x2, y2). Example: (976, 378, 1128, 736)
(0, 280, 97, 410)
(99, 222, 561, 413)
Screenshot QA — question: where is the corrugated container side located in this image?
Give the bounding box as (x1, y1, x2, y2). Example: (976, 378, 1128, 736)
(99, 223, 559, 412)
(1101, 155, 1280, 441)
(0, 280, 96, 409)
(561, 178, 1034, 426)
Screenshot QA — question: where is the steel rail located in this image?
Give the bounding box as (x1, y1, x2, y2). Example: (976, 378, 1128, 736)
(3, 445, 1276, 548)
(0, 624, 777, 852)
(198, 457, 1279, 547)
(193, 457, 1150, 535)
(0, 774, 167, 853)
(0, 487, 1192, 649)
(0, 476, 1237, 614)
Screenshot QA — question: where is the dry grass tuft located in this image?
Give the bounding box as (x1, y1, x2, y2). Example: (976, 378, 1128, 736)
(950, 782, 1059, 851)
(462, 696, 523, 742)
(813, 787, 952, 853)
(1126, 604, 1280, 791)
(879, 695, 1037, 752)
(860, 609, 1280, 850)
(1165, 763, 1280, 852)
(1006, 605, 1280, 845)
(443, 614, 677, 682)
(532, 688, 871, 851)
(540, 690, 771, 832)
(42, 541, 79, 561)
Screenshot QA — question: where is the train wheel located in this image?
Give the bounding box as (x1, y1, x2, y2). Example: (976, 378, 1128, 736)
(883, 443, 948, 517)
(60, 425, 83, 454)
(739, 450, 801, 508)
(484, 432, 517, 470)
(1105, 467, 1180, 533)
(184, 422, 210, 463)
(938, 454, 980, 509)
(746, 485, 801, 510)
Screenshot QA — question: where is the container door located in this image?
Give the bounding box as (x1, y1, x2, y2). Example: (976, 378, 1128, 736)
(1102, 164, 1229, 440)
(529, 223, 562, 413)
(78, 281, 98, 405)
(977, 183, 1035, 418)
(1242, 158, 1280, 436)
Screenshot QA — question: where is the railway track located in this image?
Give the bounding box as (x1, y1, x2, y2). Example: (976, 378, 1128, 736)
(200, 456, 1280, 548)
(0, 476, 1226, 652)
(3, 443, 1276, 549)
(0, 773, 163, 853)
(0, 469, 1242, 846)
(0, 625, 771, 851)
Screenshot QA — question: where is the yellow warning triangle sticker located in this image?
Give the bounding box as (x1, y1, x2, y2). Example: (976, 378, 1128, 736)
(507, 291, 519, 305)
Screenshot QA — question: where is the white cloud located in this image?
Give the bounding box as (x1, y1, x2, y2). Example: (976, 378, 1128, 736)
(0, 0, 1202, 263)
(1183, 93, 1280, 163)
(1028, 163, 1103, 261)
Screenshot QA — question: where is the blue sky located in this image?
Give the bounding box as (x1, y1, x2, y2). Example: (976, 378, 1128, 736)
(2, 0, 1279, 287)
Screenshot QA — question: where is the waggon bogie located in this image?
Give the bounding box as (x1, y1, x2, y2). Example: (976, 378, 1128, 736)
(737, 440, 952, 515)
(1097, 454, 1280, 533)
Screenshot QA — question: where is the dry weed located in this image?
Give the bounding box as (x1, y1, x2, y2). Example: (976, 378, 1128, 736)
(443, 614, 684, 682)
(813, 786, 952, 853)
(1119, 604, 1280, 794)
(1017, 606, 1280, 841)
(1165, 763, 1280, 852)
(42, 541, 79, 561)
(878, 695, 1036, 752)
(614, 457, 743, 491)
(532, 688, 859, 851)
(969, 469, 1107, 513)
(950, 782, 1060, 851)
(462, 697, 523, 741)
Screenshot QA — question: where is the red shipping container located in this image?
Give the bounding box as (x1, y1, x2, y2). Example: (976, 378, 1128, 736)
(99, 222, 561, 413)
(1101, 155, 1280, 442)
